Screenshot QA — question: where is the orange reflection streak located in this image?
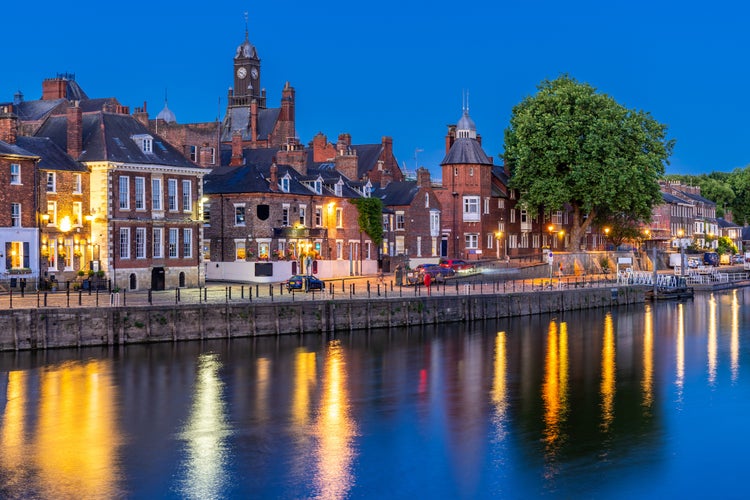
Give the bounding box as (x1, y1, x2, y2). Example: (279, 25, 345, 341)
(491, 331, 508, 441)
(256, 357, 271, 422)
(707, 294, 718, 385)
(314, 340, 357, 499)
(290, 350, 317, 478)
(179, 353, 231, 500)
(35, 361, 123, 500)
(731, 290, 740, 381)
(676, 303, 685, 397)
(542, 320, 569, 473)
(600, 313, 615, 432)
(642, 305, 654, 410)
(0, 371, 27, 491)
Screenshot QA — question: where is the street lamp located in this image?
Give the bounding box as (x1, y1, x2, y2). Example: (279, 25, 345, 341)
(495, 231, 502, 259)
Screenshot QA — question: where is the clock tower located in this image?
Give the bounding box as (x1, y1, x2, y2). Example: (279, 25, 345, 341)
(231, 22, 264, 108)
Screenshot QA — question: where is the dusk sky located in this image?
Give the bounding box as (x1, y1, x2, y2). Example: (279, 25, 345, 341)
(3, 1, 748, 179)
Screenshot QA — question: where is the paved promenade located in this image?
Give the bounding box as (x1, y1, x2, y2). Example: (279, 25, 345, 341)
(0, 273, 618, 310)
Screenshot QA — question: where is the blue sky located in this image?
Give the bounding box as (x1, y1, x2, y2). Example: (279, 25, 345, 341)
(3, 1, 748, 178)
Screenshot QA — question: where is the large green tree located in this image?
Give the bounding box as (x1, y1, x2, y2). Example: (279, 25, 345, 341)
(504, 75, 675, 251)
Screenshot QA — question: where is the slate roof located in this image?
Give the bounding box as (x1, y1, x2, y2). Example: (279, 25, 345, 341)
(661, 191, 689, 204)
(15, 136, 85, 172)
(716, 217, 741, 229)
(36, 112, 197, 167)
(0, 99, 65, 121)
(220, 107, 281, 142)
(373, 181, 420, 206)
(742, 226, 750, 241)
(441, 138, 493, 166)
(0, 141, 38, 159)
(673, 189, 715, 205)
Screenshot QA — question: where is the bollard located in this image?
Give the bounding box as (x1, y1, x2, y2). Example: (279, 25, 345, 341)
(177, 288, 181, 302)
(9, 289, 12, 309)
(204, 287, 208, 302)
(175, 288, 179, 304)
(249, 287, 252, 301)
(66, 288, 70, 307)
(148, 289, 153, 305)
(96, 289, 99, 307)
(44, 292, 48, 307)
(270, 284, 274, 302)
(241, 286, 244, 299)
(79, 290, 82, 306)
(123, 289, 127, 307)
(37, 290, 40, 308)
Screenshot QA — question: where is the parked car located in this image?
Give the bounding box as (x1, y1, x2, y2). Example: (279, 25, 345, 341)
(285, 275, 325, 292)
(407, 264, 455, 284)
(731, 254, 744, 264)
(439, 259, 475, 272)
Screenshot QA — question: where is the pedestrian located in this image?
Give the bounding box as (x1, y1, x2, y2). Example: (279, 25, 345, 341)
(558, 262, 563, 277)
(423, 272, 431, 295)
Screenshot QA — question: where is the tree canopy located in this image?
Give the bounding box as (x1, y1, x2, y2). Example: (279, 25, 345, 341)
(503, 75, 674, 251)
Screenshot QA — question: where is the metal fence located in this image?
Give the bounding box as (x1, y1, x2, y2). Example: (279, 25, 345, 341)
(0, 274, 622, 310)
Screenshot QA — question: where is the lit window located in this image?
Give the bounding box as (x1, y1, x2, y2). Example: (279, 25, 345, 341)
(73, 202, 82, 226)
(74, 173, 82, 194)
(336, 208, 343, 228)
(46, 201, 57, 225)
(235, 240, 246, 260)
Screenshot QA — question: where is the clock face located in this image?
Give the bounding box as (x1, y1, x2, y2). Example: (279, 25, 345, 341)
(237, 67, 247, 79)
(250, 68, 258, 79)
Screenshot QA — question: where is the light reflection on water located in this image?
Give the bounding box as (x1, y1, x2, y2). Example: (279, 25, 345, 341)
(1, 289, 750, 498)
(176, 353, 231, 500)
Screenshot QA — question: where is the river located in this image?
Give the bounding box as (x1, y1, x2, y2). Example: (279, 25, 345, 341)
(1, 289, 748, 499)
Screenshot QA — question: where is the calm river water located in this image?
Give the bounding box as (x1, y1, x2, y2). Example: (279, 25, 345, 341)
(1, 289, 749, 499)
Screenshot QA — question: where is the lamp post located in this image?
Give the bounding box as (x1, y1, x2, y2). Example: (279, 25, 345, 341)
(495, 231, 502, 259)
(678, 228, 686, 277)
(603, 227, 610, 251)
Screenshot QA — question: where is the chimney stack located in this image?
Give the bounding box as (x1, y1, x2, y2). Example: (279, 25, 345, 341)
(230, 130, 244, 166)
(416, 167, 431, 188)
(269, 160, 278, 191)
(67, 102, 83, 159)
(42, 77, 67, 100)
(0, 105, 18, 144)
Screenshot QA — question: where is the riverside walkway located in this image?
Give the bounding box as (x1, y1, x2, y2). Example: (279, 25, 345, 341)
(0, 273, 619, 310)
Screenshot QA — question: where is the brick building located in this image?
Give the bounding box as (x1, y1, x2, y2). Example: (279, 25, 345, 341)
(0, 106, 40, 278)
(374, 167, 441, 259)
(36, 103, 206, 290)
(434, 107, 516, 260)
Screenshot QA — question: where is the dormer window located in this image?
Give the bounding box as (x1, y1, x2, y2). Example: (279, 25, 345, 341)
(335, 179, 343, 197)
(132, 134, 154, 153)
(280, 174, 291, 193)
(314, 179, 322, 195)
(364, 180, 372, 198)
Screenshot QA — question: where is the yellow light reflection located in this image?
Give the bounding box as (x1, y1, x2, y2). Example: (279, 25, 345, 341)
(290, 349, 317, 479)
(642, 304, 654, 410)
(178, 353, 231, 500)
(256, 357, 271, 422)
(676, 303, 685, 398)
(35, 361, 123, 499)
(314, 340, 357, 499)
(707, 294, 717, 385)
(0, 371, 27, 492)
(491, 331, 508, 441)
(600, 313, 616, 432)
(731, 290, 740, 381)
(542, 320, 569, 474)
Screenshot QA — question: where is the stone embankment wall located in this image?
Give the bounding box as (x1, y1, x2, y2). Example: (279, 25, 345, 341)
(0, 287, 644, 351)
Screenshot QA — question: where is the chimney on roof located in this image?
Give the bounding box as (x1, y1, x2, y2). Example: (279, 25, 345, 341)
(230, 130, 244, 166)
(250, 99, 258, 143)
(133, 101, 149, 127)
(445, 124, 457, 154)
(313, 132, 335, 162)
(269, 160, 279, 192)
(416, 167, 431, 188)
(381, 168, 393, 188)
(0, 105, 18, 144)
(42, 77, 67, 100)
(277, 137, 307, 175)
(67, 101, 82, 159)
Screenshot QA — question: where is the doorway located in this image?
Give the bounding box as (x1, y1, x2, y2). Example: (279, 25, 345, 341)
(151, 267, 165, 291)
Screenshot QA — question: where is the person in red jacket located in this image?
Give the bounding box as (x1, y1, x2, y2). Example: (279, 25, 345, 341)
(423, 272, 432, 295)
